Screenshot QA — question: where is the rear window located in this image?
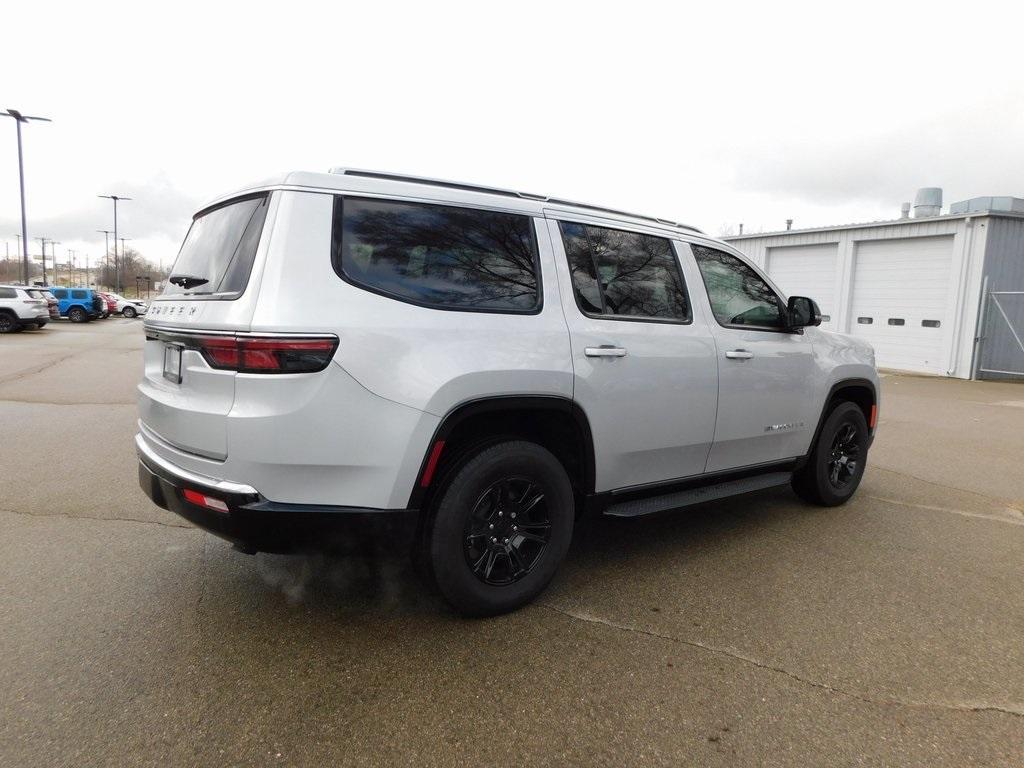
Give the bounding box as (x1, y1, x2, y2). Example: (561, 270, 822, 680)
(332, 197, 540, 313)
(71, 290, 87, 299)
(164, 194, 269, 298)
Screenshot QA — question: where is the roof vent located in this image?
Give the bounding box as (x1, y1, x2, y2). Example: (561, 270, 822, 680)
(913, 187, 942, 218)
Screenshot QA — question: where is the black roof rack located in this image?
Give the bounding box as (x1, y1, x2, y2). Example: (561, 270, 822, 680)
(328, 168, 702, 234)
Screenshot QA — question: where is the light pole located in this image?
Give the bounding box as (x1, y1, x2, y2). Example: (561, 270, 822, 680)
(2, 109, 51, 285)
(67, 249, 77, 285)
(119, 237, 132, 288)
(35, 236, 50, 285)
(46, 240, 59, 285)
(98, 194, 131, 293)
(97, 229, 113, 288)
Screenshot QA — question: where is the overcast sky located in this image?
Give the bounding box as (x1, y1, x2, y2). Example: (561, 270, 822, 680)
(3, 0, 1023, 269)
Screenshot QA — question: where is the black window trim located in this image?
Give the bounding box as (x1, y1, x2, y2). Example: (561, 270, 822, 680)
(331, 195, 544, 316)
(686, 241, 796, 334)
(161, 192, 271, 303)
(557, 220, 694, 327)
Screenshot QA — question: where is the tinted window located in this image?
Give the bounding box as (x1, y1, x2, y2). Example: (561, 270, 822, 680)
(52, 289, 67, 299)
(691, 245, 784, 328)
(0, 287, 15, 298)
(333, 197, 539, 312)
(165, 194, 269, 297)
(71, 290, 87, 299)
(559, 223, 690, 322)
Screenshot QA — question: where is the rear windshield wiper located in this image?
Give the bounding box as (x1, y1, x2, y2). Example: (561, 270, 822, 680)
(168, 274, 209, 289)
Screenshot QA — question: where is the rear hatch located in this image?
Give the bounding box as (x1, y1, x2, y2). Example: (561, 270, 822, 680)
(139, 193, 272, 460)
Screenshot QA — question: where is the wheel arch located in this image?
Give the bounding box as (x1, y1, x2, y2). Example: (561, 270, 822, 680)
(406, 395, 595, 511)
(799, 377, 878, 468)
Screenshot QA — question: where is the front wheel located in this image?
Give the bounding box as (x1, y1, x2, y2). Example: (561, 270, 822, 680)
(792, 401, 869, 506)
(427, 441, 574, 616)
(122, 306, 137, 318)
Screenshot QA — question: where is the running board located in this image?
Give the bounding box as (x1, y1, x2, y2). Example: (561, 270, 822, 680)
(603, 472, 792, 518)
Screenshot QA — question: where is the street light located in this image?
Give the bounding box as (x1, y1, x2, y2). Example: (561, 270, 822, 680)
(2, 109, 51, 285)
(97, 229, 113, 287)
(98, 194, 131, 293)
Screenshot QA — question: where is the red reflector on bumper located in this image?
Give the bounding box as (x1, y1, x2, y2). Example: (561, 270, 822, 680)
(183, 488, 230, 513)
(869, 404, 878, 429)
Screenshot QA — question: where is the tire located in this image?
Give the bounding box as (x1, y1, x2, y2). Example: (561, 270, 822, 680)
(427, 440, 574, 616)
(35, 321, 47, 329)
(68, 307, 87, 323)
(0, 313, 17, 334)
(792, 401, 869, 506)
(122, 306, 137, 318)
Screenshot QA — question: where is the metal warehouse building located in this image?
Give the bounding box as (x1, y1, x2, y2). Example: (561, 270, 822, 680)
(724, 190, 1024, 379)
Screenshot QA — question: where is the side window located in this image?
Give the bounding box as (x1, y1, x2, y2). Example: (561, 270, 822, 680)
(71, 290, 87, 299)
(52, 289, 67, 299)
(558, 222, 691, 322)
(691, 245, 785, 329)
(0, 287, 16, 298)
(332, 197, 540, 313)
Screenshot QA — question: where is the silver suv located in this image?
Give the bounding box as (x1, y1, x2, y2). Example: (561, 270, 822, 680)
(137, 170, 878, 615)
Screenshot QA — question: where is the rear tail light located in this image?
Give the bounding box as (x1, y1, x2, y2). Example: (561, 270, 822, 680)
(192, 335, 338, 374)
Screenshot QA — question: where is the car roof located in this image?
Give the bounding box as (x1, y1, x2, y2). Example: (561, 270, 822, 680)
(200, 168, 708, 241)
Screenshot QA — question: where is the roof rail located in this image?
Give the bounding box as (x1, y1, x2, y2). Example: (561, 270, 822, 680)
(327, 167, 702, 234)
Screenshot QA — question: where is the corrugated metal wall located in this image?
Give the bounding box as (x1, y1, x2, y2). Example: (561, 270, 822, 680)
(976, 217, 1024, 379)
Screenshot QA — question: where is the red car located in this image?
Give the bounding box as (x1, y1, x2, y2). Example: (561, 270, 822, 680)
(96, 291, 117, 318)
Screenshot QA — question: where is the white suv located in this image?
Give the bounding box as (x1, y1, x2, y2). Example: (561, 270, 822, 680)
(0, 284, 50, 332)
(137, 170, 878, 615)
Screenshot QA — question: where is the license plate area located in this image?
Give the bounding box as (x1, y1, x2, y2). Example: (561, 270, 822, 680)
(163, 344, 183, 384)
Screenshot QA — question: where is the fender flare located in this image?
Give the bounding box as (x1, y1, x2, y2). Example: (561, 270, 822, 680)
(406, 395, 596, 509)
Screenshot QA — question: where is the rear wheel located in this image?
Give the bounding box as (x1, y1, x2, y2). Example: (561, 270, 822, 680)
(122, 306, 137, 318)
(427, 440, 574, 616)
(792, 401, 869, 506)
(35, 321, 47, 329)
(68, 307, 87, 323)
(0, 313, 17, 333)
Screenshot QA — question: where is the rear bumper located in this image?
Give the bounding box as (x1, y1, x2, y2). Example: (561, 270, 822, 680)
(136, 434, 419, 554)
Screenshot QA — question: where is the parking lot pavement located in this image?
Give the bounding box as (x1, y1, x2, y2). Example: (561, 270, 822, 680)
(2, 321, 1023, 767)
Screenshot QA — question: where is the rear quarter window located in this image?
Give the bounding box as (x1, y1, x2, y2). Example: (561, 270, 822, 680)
(332, 197, 541, 313)
(0, 287, 16, 299)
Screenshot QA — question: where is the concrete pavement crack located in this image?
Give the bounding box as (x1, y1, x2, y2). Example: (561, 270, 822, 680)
(0, 506, 193, 530)
(537, 602, 1024, 718)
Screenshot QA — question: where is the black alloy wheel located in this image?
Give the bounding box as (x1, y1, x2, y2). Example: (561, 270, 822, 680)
(792, 401, 869, 506)
(464, 476, 553, 586)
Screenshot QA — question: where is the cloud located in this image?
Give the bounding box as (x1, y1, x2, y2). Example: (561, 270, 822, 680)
(733, 85, 1024, 211)
(1, 174, 200, 250)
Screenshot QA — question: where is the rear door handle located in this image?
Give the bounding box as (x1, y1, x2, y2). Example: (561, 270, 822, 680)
(585, 345, 628, 358)
(725, 349, 754, 360)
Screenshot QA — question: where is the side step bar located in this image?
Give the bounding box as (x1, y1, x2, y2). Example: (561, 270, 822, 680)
(603, 472, 792, 518)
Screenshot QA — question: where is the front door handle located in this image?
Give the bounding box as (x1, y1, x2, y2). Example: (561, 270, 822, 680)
(725, 349, 754, 360)
(585, 345, 628, 358)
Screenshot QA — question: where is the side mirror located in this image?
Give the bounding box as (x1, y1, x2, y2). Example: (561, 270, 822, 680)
(787, 296, 821, 328)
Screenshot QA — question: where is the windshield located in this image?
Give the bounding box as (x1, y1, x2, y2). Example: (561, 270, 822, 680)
(164, 194, 269, 298)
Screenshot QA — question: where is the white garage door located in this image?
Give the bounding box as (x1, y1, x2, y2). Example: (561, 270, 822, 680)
(849, 236, 954, 374)
(766, 244, 839, 327)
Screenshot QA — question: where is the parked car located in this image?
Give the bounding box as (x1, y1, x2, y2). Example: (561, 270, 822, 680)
(106, 293, 148, 318)
(26, 288, 60, 319)
(47, 287, 104, 322)
(97, 292, 117, 317)
(0, 284, 50, 332)
(136, 170, 879, 616)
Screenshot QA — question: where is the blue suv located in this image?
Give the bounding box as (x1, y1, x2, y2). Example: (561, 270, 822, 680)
(47, 287, 104, 323)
